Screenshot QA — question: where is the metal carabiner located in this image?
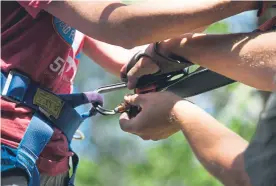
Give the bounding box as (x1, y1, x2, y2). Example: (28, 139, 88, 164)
(93, 82, 129, 115)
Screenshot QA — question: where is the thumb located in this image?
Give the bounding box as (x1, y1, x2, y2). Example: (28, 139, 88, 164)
(120, 63, 128, 82)
(127, 57, 159, 89)
(119, 112, 137, 134)
(124, 94, 145, 107)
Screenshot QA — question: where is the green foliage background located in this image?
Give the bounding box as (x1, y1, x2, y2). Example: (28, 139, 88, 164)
(72, 4, 263, 186)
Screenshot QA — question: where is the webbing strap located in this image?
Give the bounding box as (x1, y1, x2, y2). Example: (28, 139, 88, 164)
(0, 70, 102, 142)
(2, 112, 54, 186)
(166, 69, 235, 98)
(1, 71, 81, 142)
(1, 70, 102, 186)
(1, 145, 17, 172)
(68, 149, 79, 186)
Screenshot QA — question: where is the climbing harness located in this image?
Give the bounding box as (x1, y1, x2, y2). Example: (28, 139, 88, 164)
(1, 70, 103, 186)
(0, 69, 139, 186)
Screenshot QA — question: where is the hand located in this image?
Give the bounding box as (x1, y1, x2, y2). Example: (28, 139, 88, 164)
(120, 43, 160, 89)
(119, 91, 192, 141)
(121, 41, 191, 89)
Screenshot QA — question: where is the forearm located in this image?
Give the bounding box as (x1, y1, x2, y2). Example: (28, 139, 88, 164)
(44, 1, 258, 48)
(172, 101, 250, 186)
(161, 31, 276, 91)
(83, 36, 148, 77)
(116, 0, 257, 47)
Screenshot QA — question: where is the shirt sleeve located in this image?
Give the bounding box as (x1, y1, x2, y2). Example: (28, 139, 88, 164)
(17, 0, 52, 18)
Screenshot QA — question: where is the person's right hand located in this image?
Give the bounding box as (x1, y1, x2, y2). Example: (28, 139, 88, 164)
(119, 91, 199, 141)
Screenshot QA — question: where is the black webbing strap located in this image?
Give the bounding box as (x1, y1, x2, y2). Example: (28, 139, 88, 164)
(165, 68, 236, 98)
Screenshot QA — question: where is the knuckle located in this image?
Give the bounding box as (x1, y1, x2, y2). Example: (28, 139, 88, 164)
(138, 59, 147, 69)
(140, 58, 153, 69)
(119, 123, 128, 132)
(137, 94, 146, 102)
(140, 135, 151, 140)
(133, 125, 144, 134)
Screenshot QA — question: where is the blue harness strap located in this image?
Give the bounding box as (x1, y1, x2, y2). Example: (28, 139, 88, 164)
(1, 113, 54, 186)
(16, 113, 54, 186)
(1, 70, 103, 186)
(1, 71, 91, 142)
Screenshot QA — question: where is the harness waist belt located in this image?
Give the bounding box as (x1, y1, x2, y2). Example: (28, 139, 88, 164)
(1, 70, 101, 142)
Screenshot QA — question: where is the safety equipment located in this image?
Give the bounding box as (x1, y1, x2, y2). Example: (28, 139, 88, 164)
(1, 70, 103, 186)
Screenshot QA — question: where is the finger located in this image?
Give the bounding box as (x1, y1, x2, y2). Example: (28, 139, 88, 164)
(127, 57, 159, 89)
(151, 138, 160, 141)
(128, 57, 160, 78)
(119, 112, 135, 133)
(124, 94, 145, 107)
(150, 134, 168, 141)
(119, 112, 145, 134)
(139, 135, 151, 140)
(120, 64, 128, 82)
(154, 126, 179, 140)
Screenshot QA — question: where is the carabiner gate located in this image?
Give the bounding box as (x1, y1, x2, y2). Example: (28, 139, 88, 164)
(93, 82, 129, 115)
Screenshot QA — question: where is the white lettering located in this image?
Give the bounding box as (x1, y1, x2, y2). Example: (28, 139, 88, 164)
(55, 19, 62, 24)
(66, 56, 77, 74)
(59, 22, 65, 29)
(49, 57, 65, 73)
(69, 30, 76, 40)
(63, 26, 71, 34)
(58, 61, 66, 76)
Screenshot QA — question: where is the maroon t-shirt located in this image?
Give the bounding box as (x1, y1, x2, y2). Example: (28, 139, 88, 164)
(1, 1, 84, 175)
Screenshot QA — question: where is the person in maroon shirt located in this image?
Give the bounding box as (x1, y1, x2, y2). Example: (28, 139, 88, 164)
(1, 1, 275, 186)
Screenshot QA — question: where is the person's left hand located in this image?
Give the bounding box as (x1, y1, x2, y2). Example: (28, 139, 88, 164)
(119, 91, 186, 141)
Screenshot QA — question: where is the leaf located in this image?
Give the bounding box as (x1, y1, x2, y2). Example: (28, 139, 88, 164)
(205, 22, 229, 34)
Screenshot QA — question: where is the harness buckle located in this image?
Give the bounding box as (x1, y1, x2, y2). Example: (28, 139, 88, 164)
(1, 70, 30, 104)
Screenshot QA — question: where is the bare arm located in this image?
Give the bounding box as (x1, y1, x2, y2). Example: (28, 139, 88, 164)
(82, 24, 208, 77)
(43, 1, 258, 48)
(172, 100, 251, 186)
(82, 36, 148, 77)
(159, 31, 276, 91)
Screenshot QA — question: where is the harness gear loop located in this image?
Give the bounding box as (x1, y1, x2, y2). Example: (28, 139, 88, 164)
(73, 130, 85, 140)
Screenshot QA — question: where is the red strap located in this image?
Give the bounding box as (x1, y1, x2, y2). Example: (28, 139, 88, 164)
(135, 84, 157, 94)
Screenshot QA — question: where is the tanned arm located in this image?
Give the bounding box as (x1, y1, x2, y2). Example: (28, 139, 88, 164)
(159, 31, 276, 91)
(172, 100, 251, 186)
(43, 1, 259, 48)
